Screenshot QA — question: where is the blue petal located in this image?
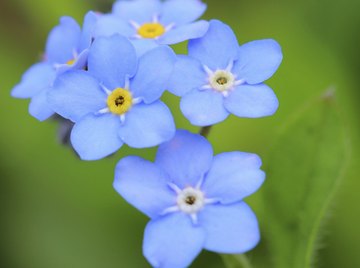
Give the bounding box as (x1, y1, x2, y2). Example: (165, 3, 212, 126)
(48, 71, 106, 122)
(200, 203, 260, 253)
(155, 130, 213, 188)
(45, 16, 81, 64)
(131, 39, 159, 57)
(11, 62, 55, 98)
(79, 11, 98, 51)
(167, 55, 206, 96)
(202, 152, 265, 204)
(188, 20, 239, 70)
(55, 49, 89, 75)
(159, 20, 209, 45)
(114, 156, 175, 218)
(71, 113, 123, 160)
(233, 39, 283, 84)
(93, 14, 135, 38)
(180, 89, 229, 126)
(29, 89, 55, 121)
(224, 84, 279, 118)
(88, 35, 137, 90)
(143, 213, 206, 268)
(119, 101, 175, 148)
(112, 0, 161, 24)
(130, 46, 176, 103)
(160, 0, 207, 25)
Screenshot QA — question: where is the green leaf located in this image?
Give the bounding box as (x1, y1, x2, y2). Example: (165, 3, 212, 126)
(222, 254, 253, 268)
(262, 89, 349, 268)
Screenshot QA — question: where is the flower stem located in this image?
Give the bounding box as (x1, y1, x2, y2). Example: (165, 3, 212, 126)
(221, 254, 253, 268)
(199, 125, 213, 138)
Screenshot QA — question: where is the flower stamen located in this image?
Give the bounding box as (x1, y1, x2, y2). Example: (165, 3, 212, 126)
(107, 88, 133, 115)
(137, 22, 166, 39)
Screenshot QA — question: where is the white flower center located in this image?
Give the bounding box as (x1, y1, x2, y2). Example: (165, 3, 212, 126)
(176, 187, 205, 214)
(209, 70, 236, 92)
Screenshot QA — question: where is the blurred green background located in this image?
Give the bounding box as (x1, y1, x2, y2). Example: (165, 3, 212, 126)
(1, 0, 359, 267)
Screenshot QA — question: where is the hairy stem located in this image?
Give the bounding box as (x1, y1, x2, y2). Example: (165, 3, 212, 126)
(221, 254, 253, 268)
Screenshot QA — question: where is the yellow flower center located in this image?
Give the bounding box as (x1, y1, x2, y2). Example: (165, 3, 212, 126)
(107, 88, 133, 115)
(66, 59, 75, 65)
(137, 23, 166, 39)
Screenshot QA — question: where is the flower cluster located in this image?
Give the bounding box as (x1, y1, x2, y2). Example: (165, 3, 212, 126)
(12, 0, 282, 267)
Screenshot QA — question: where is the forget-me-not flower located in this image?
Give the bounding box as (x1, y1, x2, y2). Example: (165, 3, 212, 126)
(167, 20, 283, 126)
(48, 35, 176, 161)
(11, 12, 98, 121)
(94, 0, 209, 55)
(114, 130, 265, 268)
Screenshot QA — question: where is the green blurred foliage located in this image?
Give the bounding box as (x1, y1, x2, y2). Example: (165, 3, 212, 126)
(260, 91, 348, 268)
(0, 0, 359, 267)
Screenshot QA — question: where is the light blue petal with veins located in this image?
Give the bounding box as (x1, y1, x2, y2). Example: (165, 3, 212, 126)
(200, 203, 260, 253)
(119, 101, 175, 148)
(159, 20, 209, 45)
(71, 113, 123, 160)
(203, 152, 265, 204)
(180, 89, 229, 126)
(155, 130, 213, 188)
(160, 0, 207, 25)
(224, 84, 279, 118)
(143, 213, 206, 268)
(45, 16, 81, 64)
(114, 156, 174, 218)
(130, 46, 176, 103)
(188, 20, 239, 70)
(11, 62, 55, 98)
(233, 39, 283, 84)
(87, 35, 137, 90)
(48, 70, 106, 122)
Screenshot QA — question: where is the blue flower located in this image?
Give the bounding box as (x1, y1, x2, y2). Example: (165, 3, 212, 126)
(114, 130, 265, 268)
(94, 0, 209, 54)
(11, 12, 98, 121)
(167, 20, 283, 126)
(48, 35, 176, 161)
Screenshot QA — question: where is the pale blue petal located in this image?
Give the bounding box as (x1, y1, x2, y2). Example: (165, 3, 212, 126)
(130, 46, 176, 103)
(29, 89, 54, 121)
(159, 20, 209, 45)
(224, 84, 279, 118)
(188, 20, 239, 70)
(88, 35, 137, 90)
(143, 213, 205, 268)
(48, 71, 106, 122)
(200, 203, 260, 253)
(155, 130, 213, 188)
(131, 39, 159, 57)
(11, 63, 55, 98)
(202, 152, 265, 204)
(167, 55, 206, 96)
(180, 89, 229, 126)
(112, 0, 161, 24)
(119, 101, 175, 148)
(114, 156, 174, 218)
(79, 11, 98, 51)
(71, 113, 123, 160)
(233, 39, 283, 84)
(160, 0, 207, 25)
(93, 14, 135, 38)
(55, 49, 89, 75)
(45, 17, 81, 64)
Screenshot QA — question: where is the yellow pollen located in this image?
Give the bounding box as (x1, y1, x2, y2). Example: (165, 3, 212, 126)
(138, 23, 166, 39)
(66, 59, 75, 65)
(107, 88, 133, 115)
(216, 77, 228, 85)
